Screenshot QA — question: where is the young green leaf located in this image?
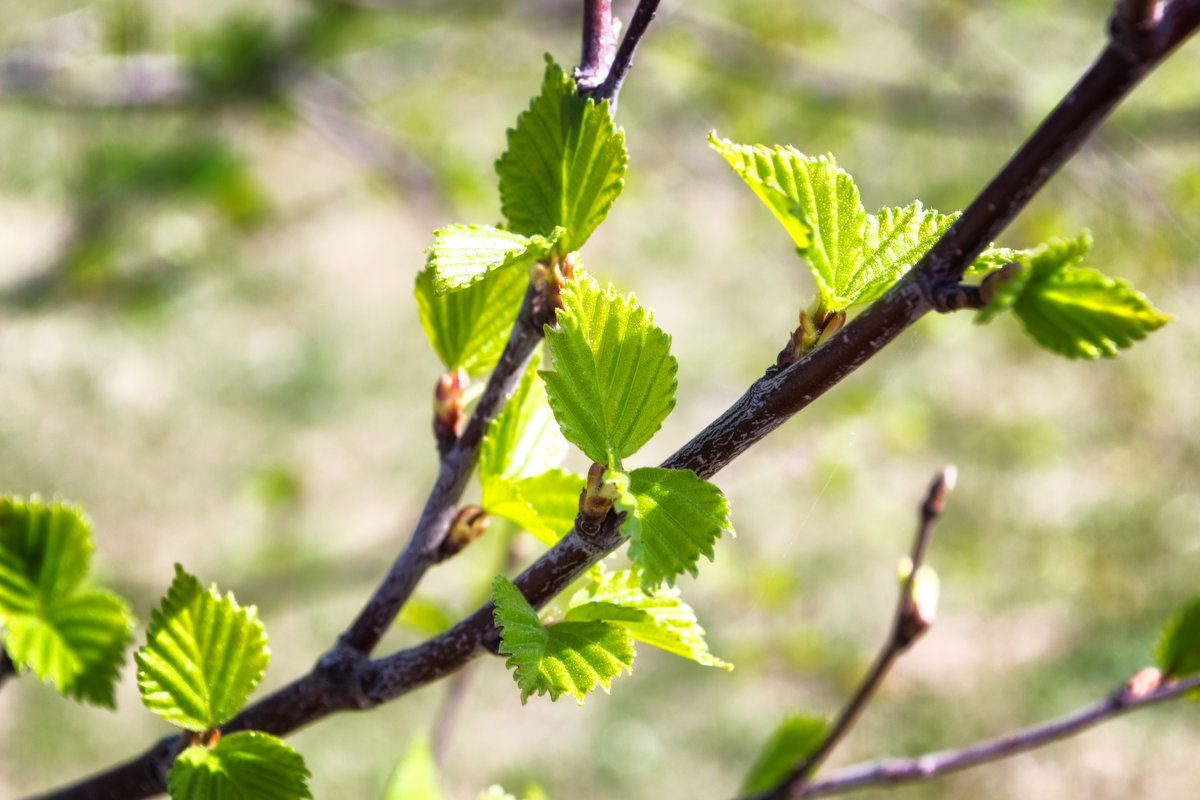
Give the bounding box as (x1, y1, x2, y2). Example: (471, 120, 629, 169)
(493, 575, 634, 704)
(136, 565, 270, 731)
(711, 135, 959, 312)
(479, 356, 569, 482)
(565, 568, 730, 668)
(415, 261, 528, 376)
(707, 134, 816, 251)
(496, 57, 627, 252)
(851, 202, 958, 306)
(425, 224, 560, 295)
(541, 275, 677, 466)
(1155, 596, 1200, 680)
(976, 232, 1172, 358)
(0, 496, 134, 707)
(615, 467, 733, 590)
(167, 732, 311, 800)
(481, 470, 581, 546)
(740, 715, 828, 795)
(381, 735, 446, 800)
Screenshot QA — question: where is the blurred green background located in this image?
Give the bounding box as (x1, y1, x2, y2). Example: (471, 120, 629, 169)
(1, 1, 1199, 798)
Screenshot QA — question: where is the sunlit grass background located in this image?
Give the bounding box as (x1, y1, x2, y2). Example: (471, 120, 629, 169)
(1, 1, 1199, 798)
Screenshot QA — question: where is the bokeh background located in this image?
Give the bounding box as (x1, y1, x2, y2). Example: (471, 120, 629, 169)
(2, 1, 1199, 798)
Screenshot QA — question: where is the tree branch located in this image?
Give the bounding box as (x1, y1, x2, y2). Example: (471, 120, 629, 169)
(743, 468, 956, 800)
(23, 4, 1200, 799)
(576, 0, 619, 93)
(593, 0, 663, 105)
(796, 671, 1200, 797)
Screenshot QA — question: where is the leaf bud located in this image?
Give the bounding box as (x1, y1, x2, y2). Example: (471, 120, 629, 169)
(531, 250, 580, 328)
(433, 367, 469, 455)
(979, 262, 1022, 306)
(441, 505, 490, 560)
(578, 462, 618, 535)
(1123, 666, 1163, 700)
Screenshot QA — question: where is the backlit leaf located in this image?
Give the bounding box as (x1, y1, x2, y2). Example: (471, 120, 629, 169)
(740, 715, 828, 794)
(496, 57, 627, 252)
(381, 735, 446, 800)
(136, 565, 269, 730)
(415, 259, 528, 376)
(167, 732, 311, 800)
(493, 575, 634, 704)
(425, 224, 559, 295)
(481, 470, 581, 546)
(541, 275, 677, 466)
(1155, 595, 1200, 680)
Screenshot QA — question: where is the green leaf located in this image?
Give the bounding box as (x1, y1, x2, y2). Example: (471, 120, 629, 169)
(707, 134, 816, 251)
(479, 355, 569, 482)
(425, 224, 560, 295)
(492, 575, 634, 704)
(0, 497, 134, 707)
(481, 470, 582, 546)
(381, 735, 446, 800)
(968, 245, 1032, 276)
(395, 597, 456, 638)
(136, 565, 270, 731)
(496, 57, 628, 252)
(711, 135, 959, 311)
(740, 715, 828, 795)
(976, 232, 1172, 358)
(565, 569, 730, 668)
(167, 732, 311, 800)
(851, 202, 958, 306)
(541, 275, 677, 465)
(415, 259, 529, 376)
(1155, 596, 1200, 680)
(616, 467, 733, 590)
(0, 496, 93, 609)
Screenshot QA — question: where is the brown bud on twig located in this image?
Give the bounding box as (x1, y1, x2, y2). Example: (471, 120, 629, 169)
(578, 462, 618, 536)
(433, 367, 469, 455)
(439, 505, 490, 561)
(531, 251, 580, 329)
(776, 307, 848, 368)
(979, 263, 1023, 307)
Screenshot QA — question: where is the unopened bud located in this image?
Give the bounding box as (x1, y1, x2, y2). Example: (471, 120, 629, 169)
(578, 462, 618, 535)
(442, 505, 490, 559)
(1124, 667, 1163, 699)
(531, 251, 580, 328)
(979, 263, 1022, 306)
(433, 367, 469, 454)
(897, 564, 939, 649)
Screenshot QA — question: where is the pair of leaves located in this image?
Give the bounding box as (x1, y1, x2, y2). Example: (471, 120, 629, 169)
(478, 357, 581, 545)
(135, 565, 310, 800)
(0, 496, 133, 708)
(709, 135, 957, 314)
(425, 57, 627, 296)
(493, 568, 729, 704)
(541, 276, 733, 588)
(975, 231, 1172, 359)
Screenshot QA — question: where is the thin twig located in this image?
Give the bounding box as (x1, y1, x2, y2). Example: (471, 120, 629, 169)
(743, 468, 956, 800)
(330, 283, 545, 659)
(796, 671, 1200, 797)
(1, 647, 16, 687)
(23, 5, 1200, 799)
(593, 0, 662, 105)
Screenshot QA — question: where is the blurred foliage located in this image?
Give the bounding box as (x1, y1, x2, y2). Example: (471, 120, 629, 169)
(0, 1, 1198, 800)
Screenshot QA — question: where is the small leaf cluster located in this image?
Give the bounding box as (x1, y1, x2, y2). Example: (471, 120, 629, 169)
(711, 135, 1170, 359)
(0, 496, 134, 707)
(975, 231, 1171, 359)
(493, 566, 728, 705)
(136, 565, 311, 800)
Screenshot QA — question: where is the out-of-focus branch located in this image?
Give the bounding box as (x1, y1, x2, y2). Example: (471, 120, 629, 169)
(1, 648, 16, 687)
(796, 671, 1200, 797)
(742, 468, 956, 800)
(0, 50, 192, 107)
(593, 0, 662, 105)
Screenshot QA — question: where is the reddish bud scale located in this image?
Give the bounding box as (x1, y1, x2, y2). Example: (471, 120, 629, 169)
(578, 462, 616, 535)
(531, 251, 580, 328)
(433, 367, 469, 454)
(441, 505, 490, 559)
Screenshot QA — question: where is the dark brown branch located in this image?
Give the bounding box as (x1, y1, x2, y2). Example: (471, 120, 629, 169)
(1, 647, 16, 686)
(24, 5, 1200, 799)
(796, 671, 1200, 797)
(330, 283, 545, 659)
(743, 468, 956, 800)
(593, 0, 662, 105)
